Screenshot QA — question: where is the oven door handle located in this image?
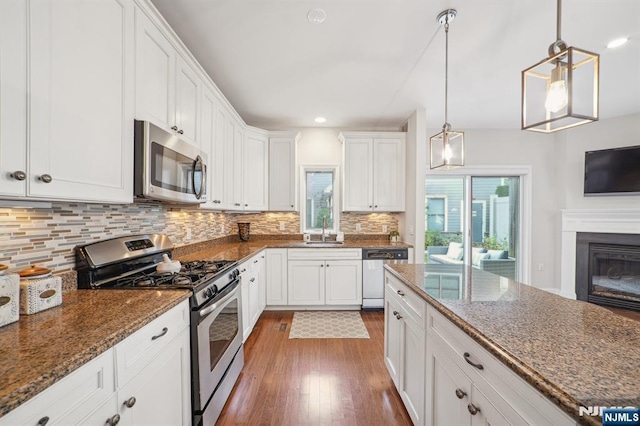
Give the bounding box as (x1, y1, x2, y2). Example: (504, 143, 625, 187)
(198, 282, 238, 318)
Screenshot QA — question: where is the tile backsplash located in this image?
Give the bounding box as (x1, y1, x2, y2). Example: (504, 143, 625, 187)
(0, 202, 399, 273)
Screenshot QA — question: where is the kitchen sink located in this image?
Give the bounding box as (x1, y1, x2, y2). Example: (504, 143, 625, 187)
(305, 241, 344, 245)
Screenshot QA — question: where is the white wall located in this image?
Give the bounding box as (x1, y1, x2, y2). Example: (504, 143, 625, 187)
(399, 109, 426, 262)
(556, 113, 640, 209)
(297, 128, 343, 166)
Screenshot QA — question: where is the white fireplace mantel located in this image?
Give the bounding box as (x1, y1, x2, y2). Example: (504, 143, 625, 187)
(559, 209, 640, 299)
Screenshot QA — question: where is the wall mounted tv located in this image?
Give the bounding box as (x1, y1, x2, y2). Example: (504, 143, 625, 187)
(584, 145, 640, 195)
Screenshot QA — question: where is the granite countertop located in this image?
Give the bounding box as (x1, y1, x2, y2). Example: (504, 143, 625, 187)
(0, 289, 190, 417)
(176, 238, 412, 264)
(384, 263, 640, 425)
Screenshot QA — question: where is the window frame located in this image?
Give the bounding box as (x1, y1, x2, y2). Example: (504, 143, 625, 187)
(426, 195, 448, 232)
(299, 165, 340, 234)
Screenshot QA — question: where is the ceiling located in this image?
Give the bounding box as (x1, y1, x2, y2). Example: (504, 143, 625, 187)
(150, 0, 640, 131)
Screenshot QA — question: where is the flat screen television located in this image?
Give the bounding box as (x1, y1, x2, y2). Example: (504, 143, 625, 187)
(584, 145, 640, 195)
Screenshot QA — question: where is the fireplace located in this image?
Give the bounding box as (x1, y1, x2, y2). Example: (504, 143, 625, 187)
(576, 232, 640, 311)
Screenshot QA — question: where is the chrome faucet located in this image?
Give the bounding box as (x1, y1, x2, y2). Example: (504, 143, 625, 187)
(322, 216, 327, 242)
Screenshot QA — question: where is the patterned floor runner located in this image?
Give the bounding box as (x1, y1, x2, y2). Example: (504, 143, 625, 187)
(289, 311, 370, 339)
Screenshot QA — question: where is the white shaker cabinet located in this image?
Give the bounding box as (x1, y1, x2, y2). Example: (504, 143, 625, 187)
(340, 132, 406, 212)
(222, 114, 245, 211)
(0, 0, 135, 203)
(243, 129, 269, 211)
(265, 249, 288, 306)
(135, 9, 200, 147)
(268, 133, 300, 211)
(240, 252, 266, 341)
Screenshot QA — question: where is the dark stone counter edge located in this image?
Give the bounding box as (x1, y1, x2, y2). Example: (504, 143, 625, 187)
(383, 265, 596, 426)
(0, 292, 191, 417)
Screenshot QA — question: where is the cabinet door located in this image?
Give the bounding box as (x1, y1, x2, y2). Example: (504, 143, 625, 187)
(198, 86, 219, 209)
(288, 261, 325, 305)
(266, 249, 288, 305)
(384, 291, 402, 387)
(373, 137, 405, 211)
(269, 137, 297, 211)
(0, 0, 27, 198)
(343, 138, 373, 211)
(222, 115, 243, 210)
(29, 0, 134, 203)
(248, 271, 261, 329)
(118, 329, 191, 426)
(243, 131, 268, 211)
(77, 395, 120, 426)
(427, 342, 472, 426)
(325, 260, 362, 305)
(135, 8, 175, 133)
(174, 55, 200, 146)
(400, 314, 426, 425)
(258, 254, 266, 313)
(240, 266, 251, 341)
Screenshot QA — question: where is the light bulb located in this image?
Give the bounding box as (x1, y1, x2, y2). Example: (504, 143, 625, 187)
(545, 80, 568, 113)
(444, 143, 453, 162)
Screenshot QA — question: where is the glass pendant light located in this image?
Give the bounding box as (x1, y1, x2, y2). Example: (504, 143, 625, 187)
(430, 9, 464, 170)
(522, 0, 599, 133)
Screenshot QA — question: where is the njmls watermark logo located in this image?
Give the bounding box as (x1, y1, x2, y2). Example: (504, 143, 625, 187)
(579, 406, 640, 426)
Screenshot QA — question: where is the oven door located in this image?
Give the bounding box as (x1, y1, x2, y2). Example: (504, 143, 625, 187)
(135, 120, 207, 204)
(193, 279, 243, 412)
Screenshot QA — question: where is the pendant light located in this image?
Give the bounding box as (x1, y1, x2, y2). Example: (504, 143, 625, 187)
(430, 9, 464, 170)
(521, 0, 599, 133)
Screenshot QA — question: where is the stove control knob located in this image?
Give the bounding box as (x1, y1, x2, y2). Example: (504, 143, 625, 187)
(204, 287, 213, 298)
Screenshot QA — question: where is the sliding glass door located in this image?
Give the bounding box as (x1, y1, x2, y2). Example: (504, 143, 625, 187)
(425, 175, 521, 281)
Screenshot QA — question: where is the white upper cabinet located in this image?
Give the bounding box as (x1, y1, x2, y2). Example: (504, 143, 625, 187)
(268, 133, 299, 211)
(243, 129, 268, 211)
(135, 9, 200, 147)
(198, 86, 224, 209)
(0, 0, 135, 203)
(340, 132, 406, 212)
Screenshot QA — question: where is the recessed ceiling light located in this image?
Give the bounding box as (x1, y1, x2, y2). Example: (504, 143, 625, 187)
(314, 117, 327, 124)
(307, 9, 327, 24)
(607, 37, 629, 49)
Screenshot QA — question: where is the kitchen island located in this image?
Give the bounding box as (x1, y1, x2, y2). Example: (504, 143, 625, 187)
(384, 262, 640, 425)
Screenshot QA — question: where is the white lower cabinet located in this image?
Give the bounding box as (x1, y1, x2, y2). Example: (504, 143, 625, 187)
(240, 251, 266, 341)
(384, 274, 426, 425)
(265, 249, 288, 305)
(287, 249, 363, 307)
(0, 300, 190, 426)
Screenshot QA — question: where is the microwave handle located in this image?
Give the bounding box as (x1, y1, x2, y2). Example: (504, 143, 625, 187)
(192, 155, 205, 200)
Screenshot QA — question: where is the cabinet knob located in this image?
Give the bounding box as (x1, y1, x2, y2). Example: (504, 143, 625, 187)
(244, 203, 248, 207)
(106, 414, 121, 425)
(171, 125, 178, 131)
(455, 388, 467, 399)
(37, 417, 49, 426)
(396, 290, 405, 296)
(123, 396, 137, 408)
(374, 205, 378, 208)
(10, 170, 26, 181)
(38, 174, 53, 183)
(250, 278, 255, 282)
(463, 352, 484, 370)
(326, 264, 330, 267)
(290, 205, 294, 208)
(254, 260, 259, 263)
(395, 313, 402, 320)
(177, 129, 184, 135)
(320, 264, 324, 267)
(151, 327, 168, 341)
(369, 205, 372, 208)
(392, 310, 399, 316)
(241, 268, 247, 272)
(467, 403, 481, 416)
(234, 203, 240, 206)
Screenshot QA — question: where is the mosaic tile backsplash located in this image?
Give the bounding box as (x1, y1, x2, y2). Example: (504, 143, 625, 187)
(0, 203, 399, 273)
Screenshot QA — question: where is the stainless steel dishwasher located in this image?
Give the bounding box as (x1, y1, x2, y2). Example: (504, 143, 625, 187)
(362, 248, 409, 309)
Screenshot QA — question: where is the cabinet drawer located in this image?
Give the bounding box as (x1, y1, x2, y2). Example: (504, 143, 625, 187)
(0, 349, 115, 426)
(385, 273, 425, 329)
(115, 300, 189, 386)
(288, 248, 362, 260)
(428, 307, 573, 426)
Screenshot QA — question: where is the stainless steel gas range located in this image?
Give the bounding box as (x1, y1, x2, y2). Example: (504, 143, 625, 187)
(76, 234, 244, 426)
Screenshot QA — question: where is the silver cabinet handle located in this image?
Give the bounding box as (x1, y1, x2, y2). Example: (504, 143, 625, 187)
(37, 417, 49, 425)
(396, 290, 405, 296)
(455, 388, 467, 399)
(106, 414, 121, 425)
(38, 174, 52, 183)
(463, 352, 484, 370)
(10, 171, 26, 181)
(124, 396, 136, 408)
(177, 129, 184, 134)
(171, 125, 178, 131)
(151, 327, 168, 340)
(467, 403, 481, 415)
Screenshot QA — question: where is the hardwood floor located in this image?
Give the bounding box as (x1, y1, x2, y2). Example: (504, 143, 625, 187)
(605, 306, 640, 322)
(217, 311, 412, 425)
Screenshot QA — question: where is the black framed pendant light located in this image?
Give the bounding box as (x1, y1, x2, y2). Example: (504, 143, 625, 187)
(430, 9, 464, 170)
(521, 0, 599, 133)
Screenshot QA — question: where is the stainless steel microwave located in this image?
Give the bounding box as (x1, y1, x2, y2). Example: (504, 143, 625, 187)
(134, 120, 207, 204)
